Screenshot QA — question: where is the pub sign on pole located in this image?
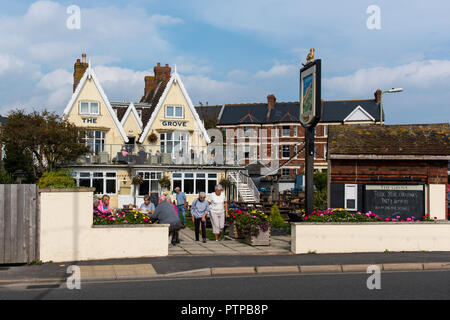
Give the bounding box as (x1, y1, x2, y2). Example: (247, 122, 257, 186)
(299, 58, 322, 127)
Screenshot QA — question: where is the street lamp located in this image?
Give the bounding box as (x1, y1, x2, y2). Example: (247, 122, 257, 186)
(380, 88, 403, 125)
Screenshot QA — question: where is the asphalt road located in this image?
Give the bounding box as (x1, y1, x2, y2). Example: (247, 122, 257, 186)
(1, 270, 449, 300)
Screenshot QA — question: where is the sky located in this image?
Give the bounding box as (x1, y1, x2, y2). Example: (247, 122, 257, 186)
(0, 0, 449, 124)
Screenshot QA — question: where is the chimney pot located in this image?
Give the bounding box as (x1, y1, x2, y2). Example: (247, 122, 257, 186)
(82, 53, 86, 63)
(157, 62, 161, 67)
(374, 89, 382, 103)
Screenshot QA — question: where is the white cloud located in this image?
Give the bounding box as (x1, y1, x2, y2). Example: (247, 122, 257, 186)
(324, 60, 450, 97)
(254, 63, 296, 79)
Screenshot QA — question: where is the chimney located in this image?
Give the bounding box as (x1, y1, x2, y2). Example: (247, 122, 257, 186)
(154, 62, 171, 83)
(374, 89, 382, 104)
(266, 94, 276, 121)
(144, 76, 156, 97)
(73, 53, 89, 92)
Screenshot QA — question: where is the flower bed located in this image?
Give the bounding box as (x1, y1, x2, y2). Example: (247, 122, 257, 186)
(94, 209, 153, 225)
(295, 208, 435, 223)
(227, 208, 270, 242)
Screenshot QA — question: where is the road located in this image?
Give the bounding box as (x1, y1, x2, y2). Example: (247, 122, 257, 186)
(1, 270, 449, 300)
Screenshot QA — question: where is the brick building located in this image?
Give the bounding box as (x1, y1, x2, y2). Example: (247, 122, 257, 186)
(197, 92, 383, 191)
(328, 123, 450, 220)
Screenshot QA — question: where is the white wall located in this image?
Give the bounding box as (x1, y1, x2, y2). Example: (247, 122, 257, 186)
(39, 189, 169, 262)
(428, 184, 447, 220)
(291, 222, 450, 254)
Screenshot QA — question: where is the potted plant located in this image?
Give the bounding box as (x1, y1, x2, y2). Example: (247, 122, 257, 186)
(158, 175, 171, 190)
(227, 208, 245, 239)
(236, 209, 270, 246)
(148, 132, 158, 144)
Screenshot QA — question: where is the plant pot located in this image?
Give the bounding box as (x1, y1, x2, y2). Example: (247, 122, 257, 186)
(245, 226, 271, 246)
(228, 221, 245, 239)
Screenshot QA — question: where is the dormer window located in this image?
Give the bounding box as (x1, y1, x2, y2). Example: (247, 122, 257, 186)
(79, 101, 99, 115)
(165, 105, 183, 118)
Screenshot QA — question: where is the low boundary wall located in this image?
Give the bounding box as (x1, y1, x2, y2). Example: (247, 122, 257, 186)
(291, 222, 450, 254)
(39, 188, 169, 262)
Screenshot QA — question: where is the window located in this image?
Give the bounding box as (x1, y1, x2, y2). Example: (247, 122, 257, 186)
(73, 171, 116, 195)
(314, 145, 317, 158)
(324, 125, 328, 136)
(345, 184, 358, 211)
(243, 126, 251, 137)
(136, 109, 142, 119)
(172, 172, 218, 195)
(282, 126, 290, 137)
(137, 171, 162, 196)
(79, 101, 99, 115)
(244, 145, 250, 159)
(281, 169, 290, 177)
(324, 145, 328, 159)
(294, 126, 298, 137)
(160, 131, 189, 156)
(85, 130, 105, 153)
(282, 145, 290, 158)
(165, 105, 183, 118)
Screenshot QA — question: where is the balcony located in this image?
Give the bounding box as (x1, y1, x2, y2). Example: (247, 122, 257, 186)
(70, 144, 245, 167)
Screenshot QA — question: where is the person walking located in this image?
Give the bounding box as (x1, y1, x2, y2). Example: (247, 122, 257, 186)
(150, 194, 182, 246)
(190, 192, 210, 243)
(175, 187, 187, 225)
(209, 184, 228, 241)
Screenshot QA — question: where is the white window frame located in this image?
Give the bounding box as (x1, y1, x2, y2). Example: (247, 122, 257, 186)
(137, 171, 162, 196)
(172, 172, 218, 195)
(282, 145, 290, 158)
(79, 101, 99, 115)
(324, 125, 328, 136)
(344, 184, 358, 211)
(165, 105, 184, 119)
(281, 168, 290, 177)
(85, 130, 105, 153)
(73, 171, 117, 195)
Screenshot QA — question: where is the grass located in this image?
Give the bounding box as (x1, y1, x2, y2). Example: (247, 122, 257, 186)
(185, 214, 216, 241)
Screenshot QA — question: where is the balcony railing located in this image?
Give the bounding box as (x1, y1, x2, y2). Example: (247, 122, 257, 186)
(70, 144, 248, 167)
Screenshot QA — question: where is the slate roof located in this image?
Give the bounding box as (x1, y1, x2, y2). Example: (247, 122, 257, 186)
(328, 123, 450, 157)
(215, 100, 380, 126)
(195, 105, 222, 122)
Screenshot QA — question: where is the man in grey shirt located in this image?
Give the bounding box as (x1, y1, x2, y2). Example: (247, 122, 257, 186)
(151, 194, 182, 246)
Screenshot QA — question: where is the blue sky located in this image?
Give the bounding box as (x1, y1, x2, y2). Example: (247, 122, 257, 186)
(0, 0, 449, 124)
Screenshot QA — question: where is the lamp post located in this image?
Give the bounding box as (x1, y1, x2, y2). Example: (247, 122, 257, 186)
(380, 88, 403, 125)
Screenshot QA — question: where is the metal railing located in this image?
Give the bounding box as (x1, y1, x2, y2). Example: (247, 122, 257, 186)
(228, 170, 260, 203)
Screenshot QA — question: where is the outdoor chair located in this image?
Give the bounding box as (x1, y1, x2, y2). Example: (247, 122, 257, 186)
(136, 151, 147, 164)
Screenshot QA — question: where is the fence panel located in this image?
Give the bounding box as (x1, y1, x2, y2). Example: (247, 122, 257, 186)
(0, 184, 38, 264)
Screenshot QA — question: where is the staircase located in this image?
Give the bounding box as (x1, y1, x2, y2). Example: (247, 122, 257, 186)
(228, 171, 260, 203)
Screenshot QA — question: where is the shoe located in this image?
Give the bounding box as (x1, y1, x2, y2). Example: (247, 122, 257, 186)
(203, 238, 207, 243)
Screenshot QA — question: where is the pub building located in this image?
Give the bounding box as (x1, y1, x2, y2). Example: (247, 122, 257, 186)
(327, 123, 450, 220)
(63, 54, 245, 208)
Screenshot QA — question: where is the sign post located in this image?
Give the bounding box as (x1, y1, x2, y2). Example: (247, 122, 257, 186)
(299, 50, 321, 214)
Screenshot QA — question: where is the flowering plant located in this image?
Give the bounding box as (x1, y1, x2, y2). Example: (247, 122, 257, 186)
(94, 209, 153, 225)
(235, 209, 270, 237)
(158, 175, 171, 189)
(148, 132, 158, 144)
(299, 208, 435, 223)
(132, 175, 144, 185)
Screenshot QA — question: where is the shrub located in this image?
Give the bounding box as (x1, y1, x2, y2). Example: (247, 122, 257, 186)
(38, 170, 76, 189)
(270, 204, 285, 228)
(313, 189, 328, 210)
(0, 169, 15, 184)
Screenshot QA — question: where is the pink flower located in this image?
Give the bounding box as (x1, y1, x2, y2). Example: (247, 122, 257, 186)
(124, 220, 128, 223)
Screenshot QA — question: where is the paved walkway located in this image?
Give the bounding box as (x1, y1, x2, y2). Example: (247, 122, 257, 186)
(168, 227, 292, 255)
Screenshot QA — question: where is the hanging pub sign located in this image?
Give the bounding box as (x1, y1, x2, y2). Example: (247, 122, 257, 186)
(299, 57, 321, 128)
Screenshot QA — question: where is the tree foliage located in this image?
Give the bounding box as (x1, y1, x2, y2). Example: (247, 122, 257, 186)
(38, 170, 77, 189)
(0, 109, 90, 181)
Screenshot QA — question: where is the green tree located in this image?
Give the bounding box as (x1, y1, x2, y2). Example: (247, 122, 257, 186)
(38, 170, 76, 189)
(3, 142, 34, 182)
(270, 204, 285, 228)
(313, 171, 327, 191)
(0, 109, 90, 181)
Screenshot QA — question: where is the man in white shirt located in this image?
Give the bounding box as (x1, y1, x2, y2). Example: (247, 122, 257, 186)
(209, 184, 228, 241)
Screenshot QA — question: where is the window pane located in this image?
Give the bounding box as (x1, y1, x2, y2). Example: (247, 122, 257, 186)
(94, 172, 103, 177)
(79, 179, 90, 187)
(184, 179, 194, 194)
(173, 173, 182, 178)
(166, 106, 174, 117)
(197, 173, 205, 178)
(185, 173, 194, 178)
(208, 173, 217, 178)
(175, 107, 183, 117)
(92, 178, 104, 194)
(208, 180, 216, 194)
(139, 181, 149, 196)
(150, 181, 158, 192)
(80, 102, 89, 113)
(173, 179, 182, 191)
(80, 172, 90, 178)
(106, 180, 116, 194)
(196, 179, 206, 194)
(90, 102, 99, 114)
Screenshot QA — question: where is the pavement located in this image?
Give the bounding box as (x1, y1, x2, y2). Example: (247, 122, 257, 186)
(1, 251, 450, 285)
(168, 226, 291, 255)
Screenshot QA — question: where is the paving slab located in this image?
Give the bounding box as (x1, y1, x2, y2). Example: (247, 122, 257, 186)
(212, 267, 256, 276)
(342, 264, 375, 272)
(257, 266, 300, 274)
(300, 265, 343, 273)
(383, 263, 423, 271)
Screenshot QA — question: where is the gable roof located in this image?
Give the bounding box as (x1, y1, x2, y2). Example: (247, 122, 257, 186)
(138, 71, 210, 144)
(62, 65, 129, 143)
(343, 105, 375, 122)
(328, 123, 450, 158)
(120, 102, 143, 130)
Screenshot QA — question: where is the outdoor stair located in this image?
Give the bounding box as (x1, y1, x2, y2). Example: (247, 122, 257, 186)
(228, 171, 260, 203)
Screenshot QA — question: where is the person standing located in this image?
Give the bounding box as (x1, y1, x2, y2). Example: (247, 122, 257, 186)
(209, 184, 228, 241)
(190, 192, 210, 243)
(151, 194, 182, 246)
(175, 187, 187, 225)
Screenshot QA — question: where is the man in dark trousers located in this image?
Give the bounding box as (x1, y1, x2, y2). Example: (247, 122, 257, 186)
(151, 194, 182, 246)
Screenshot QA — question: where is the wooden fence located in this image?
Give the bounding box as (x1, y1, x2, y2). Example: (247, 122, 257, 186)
(0, 184, 39, 264)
